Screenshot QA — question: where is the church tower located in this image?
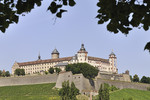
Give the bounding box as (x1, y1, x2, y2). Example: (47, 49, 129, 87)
(51, 48, 59, 59)
(77, 44, 88, 63)
(109, 51, 117, 73)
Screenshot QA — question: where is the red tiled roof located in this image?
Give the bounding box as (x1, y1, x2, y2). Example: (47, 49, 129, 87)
(88, 56, 109, 63)
(17, 57, 72, 66)
(17, 56, 109, 66)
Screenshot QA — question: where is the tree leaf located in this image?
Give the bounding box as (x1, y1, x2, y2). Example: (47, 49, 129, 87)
(69, 0, 76, 7)
(144, 42, 150, 52)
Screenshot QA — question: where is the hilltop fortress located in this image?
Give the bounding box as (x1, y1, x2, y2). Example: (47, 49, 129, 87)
(12, 44, 118, 75)
(0, 44, 149, 94)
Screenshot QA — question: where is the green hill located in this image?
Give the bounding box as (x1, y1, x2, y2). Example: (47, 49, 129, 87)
(0, 83, 150, 100)
(0, 83, 59, 100)
(110, 88, 150, 100)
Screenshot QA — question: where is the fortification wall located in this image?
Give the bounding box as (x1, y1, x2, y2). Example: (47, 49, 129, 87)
(95, 78, 150, 91)
(0, 74, 58, 87)
(55, 71, 93, 92)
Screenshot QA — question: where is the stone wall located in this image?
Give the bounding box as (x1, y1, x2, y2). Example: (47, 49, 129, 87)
(95, 78, 150, 91)
(0, 74, 58, 87)
(0, 71, 150, 93)
(98, 72, 131, 82)
(55, 71, 93, 92)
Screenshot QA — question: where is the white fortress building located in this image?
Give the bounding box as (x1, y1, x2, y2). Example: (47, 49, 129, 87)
(12, 44, 118, 75)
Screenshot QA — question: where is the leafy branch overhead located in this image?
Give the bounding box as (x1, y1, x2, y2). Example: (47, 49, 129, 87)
(0, 0, 150, 52)
(0, 0, 76, 33)
(96, 0, 150, 52)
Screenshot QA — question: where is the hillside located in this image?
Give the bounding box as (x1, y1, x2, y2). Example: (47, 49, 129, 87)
(0, 83, 59, 100)
(0, 83, 150, 100)
(110, 88, 150, 100)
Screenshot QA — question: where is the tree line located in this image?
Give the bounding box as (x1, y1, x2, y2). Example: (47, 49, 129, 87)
(14, 67, 62, 76)
(131, 74, 150, 84)
(0, 70, 10, 77)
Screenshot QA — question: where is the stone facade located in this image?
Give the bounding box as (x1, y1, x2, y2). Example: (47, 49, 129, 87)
(12, 44, 118, 75)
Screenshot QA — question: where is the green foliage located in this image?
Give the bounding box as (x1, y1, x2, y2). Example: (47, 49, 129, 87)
(5, 71, 10, 77)
(130, 75, 133, 82)
(140, 76, 150, 84)
(0, 0, 76, 33)
(59, 81, 79, 100)
(1, 0, 150, 51)
(15, 68, 25, 76)
(0, 70, 10, 77)
(48, 67, 54, 74)
(98, 83, 110, 100)
(70, 82, 80, 100)
(55, 67, 62, 74)
(110, 85, 119, 92)
(128, 97, 133, 100)
(0, 70, 2, 76)
(97, 0, 150, 34)
(96, 0, 150, 52)
(65, 63, 99, 79)
(133, 74, 139, 82)
(45, 71, 48, 75)
(144, 42, 150, 52)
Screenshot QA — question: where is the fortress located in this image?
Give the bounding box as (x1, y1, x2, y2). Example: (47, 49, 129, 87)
(1, 44, 149, 94)
(12, 44, 118, 75)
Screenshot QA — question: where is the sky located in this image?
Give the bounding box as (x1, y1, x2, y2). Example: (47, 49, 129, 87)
(0, 0, 150, 78)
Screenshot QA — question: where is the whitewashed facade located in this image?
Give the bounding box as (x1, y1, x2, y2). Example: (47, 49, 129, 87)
(12, 44, 118, 75)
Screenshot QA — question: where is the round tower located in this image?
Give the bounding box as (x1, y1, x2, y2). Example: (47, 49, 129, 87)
(109, 51, 117, 73)
(51, 48, 59, 59)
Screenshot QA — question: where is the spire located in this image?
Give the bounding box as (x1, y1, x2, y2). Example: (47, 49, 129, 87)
(81, 44, 85, 51)
(38, 52, 41, 60)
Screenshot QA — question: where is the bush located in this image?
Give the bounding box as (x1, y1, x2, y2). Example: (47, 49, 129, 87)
(99, 83, 110, 100)
(15, 69, 25, 76)
(49, 67, 54, 74)
(133, 74, 139, 82)
(66, 63, 99, 79)
(55, 67, 61, 74)
(59, 81, 79, 100)
(45, 71, 48, 75)
(5, 71, 10, 77)
(110, 85, 119, 92)
(141, 76, 150, 84)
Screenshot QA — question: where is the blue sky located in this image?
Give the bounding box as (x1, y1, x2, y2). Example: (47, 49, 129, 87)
(0, 0, 150, 78)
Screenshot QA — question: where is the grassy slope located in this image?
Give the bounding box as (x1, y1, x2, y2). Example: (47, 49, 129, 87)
(110, 89, 150, 100)
(0, 83, 59, 100)
(0, 83, 150, 100)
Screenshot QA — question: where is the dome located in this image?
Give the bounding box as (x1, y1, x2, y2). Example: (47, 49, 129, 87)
(52, 48, 59, 54)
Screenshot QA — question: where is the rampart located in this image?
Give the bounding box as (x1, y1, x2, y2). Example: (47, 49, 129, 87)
(95, 78, 150, 91)
(0, 72, 150, 93)
(0, 74, 58, 87)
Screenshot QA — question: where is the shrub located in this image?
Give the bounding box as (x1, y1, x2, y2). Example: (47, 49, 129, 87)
(48, 67, 54, 74)
(66, 63, 99, 79)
